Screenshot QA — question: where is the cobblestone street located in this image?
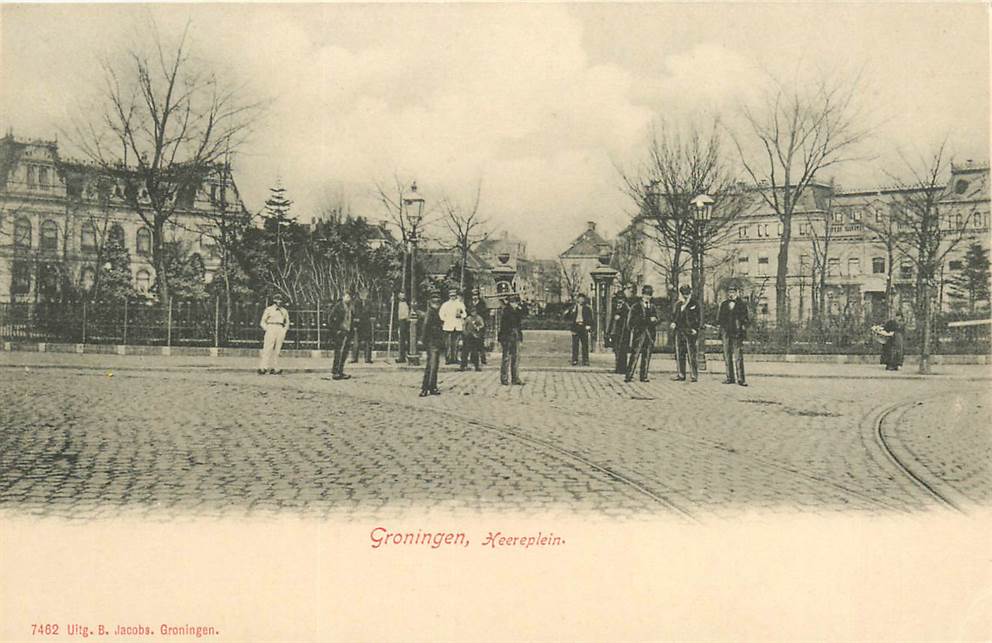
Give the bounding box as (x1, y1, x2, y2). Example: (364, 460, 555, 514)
(1, 355, 989, 521)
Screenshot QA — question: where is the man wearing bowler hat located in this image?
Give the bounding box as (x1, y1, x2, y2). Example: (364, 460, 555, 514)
(625, 284, 659, 383)
(608, 282, 636, 374)
(670, 284, 701, 382)
(717, 283, 750, 386)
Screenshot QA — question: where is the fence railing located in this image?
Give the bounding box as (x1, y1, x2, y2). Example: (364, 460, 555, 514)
(0, 299, 390, 351)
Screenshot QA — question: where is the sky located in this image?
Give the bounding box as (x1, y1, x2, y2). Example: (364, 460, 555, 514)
(1, 3, 988, 257)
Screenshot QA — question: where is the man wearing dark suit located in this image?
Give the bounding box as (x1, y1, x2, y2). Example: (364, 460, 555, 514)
(419, 291, 444, 397)
(328, 292, 355, 380)
(624, 285, 659, 383)
(717, 284, 750, 386)
(498, 294, 525, 385)
(670, 284, 701, 382)
(608, 283, 635, 374)
(563, 293, 594, 366)
(350, 291, 375, 363)
(471, 290, 489, 365)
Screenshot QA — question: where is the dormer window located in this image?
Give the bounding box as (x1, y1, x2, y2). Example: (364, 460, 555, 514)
(955, 179, 969, 195)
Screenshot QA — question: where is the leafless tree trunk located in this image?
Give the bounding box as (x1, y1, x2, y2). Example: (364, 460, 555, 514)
(440, 181, 489, 295)
(731, 69, 872, 332)
(887, 141, 978, 374)
(70, 19, 266, 318)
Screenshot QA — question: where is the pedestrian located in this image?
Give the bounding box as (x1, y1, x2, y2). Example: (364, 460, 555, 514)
(439, 290, 466, 364)
(625, 285, 660, 382)
(328, 292, 355, 380)
(670, 284, 701, 382)
(460, 307, 486, 371)
(258, 293, 290, 375)
(419, 290, 444, 397)
(564, 293, 594, 366)
(395, 292, 410, 363)
(608, 283, 635, 374)
(879, 312, 907, 371)
(471, 289, 488, 365)
(498, 293, 525, 385)
(350, 290, 375, 364)
(717, 284, 750, 386)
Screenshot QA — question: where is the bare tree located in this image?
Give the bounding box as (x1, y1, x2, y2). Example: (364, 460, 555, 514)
(70, 19, 266, 315)
(440, 181, 489, 293)
(887, 142, 978, 373)
(731, 69, 872, 331)
(620, 119, 745, 299)
(558, 259, 583, 301)
(863, 197, 901, 320)
(803, 180, 836, 328)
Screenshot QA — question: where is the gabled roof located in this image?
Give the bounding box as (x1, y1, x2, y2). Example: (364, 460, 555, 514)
(420, 248, 491, 276)
(561, 224, 609, 257)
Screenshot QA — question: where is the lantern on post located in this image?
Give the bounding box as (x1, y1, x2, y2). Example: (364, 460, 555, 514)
(403, 182, 426, 366)
(690, 193, 715, 370)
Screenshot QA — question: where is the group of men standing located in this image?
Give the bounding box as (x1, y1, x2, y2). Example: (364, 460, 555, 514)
(257, 280, 752, 390)
(604, 282, 751, 386)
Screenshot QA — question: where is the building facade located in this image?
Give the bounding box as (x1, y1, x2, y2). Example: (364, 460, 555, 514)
(614, 163, 990, 325)
(0, 135, 243, 303)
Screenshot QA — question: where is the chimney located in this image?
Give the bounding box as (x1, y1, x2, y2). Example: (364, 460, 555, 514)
(587, 221, 596, 232)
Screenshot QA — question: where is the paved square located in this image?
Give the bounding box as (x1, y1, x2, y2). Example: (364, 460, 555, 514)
(1, 354, 989, 521)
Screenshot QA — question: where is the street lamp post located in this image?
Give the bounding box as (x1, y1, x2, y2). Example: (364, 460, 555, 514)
(690, 193, 715, 371)
(403, 182, 426, 366)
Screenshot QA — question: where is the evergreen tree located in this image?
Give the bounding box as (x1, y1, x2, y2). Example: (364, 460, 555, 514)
(264, 179, 293, 227)
(92, 235, 136, 301)
(947, 242, 991, 314)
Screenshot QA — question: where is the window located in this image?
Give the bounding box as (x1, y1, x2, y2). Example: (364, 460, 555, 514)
(80, 266, 96, 291)
(756, 223, 770, 238)
(955, 179, 969, 195)
(827, 257, 840, 277)
(872, 257, 885, 274)
(875, 208, 884, 223)
(11, 261, 31, 295)
(954, 213, 963, 229)
(758, 297, 769, 315)
(14, 217, 32, 248)
(136, 228, 151, 256)
(975, 213, 987, 229)
(757, 255, 769, 276)
(799, 254, 811, 272)
(40, 220, 58, 252)
(80, 223, 97, 253)
(135, 269, 152, 293)
(850, 209, 862, 222)
(38, 167, 49, 190)
(799, 223, 809, 236)
(948, 260, 963, 271)
(848, 257, 861, 275)
(109, 224, 125, 248)
(776, 222, 784, 236)
(738, 225, 748, 239)
(832, 210, 844, 223)
(737, 255, 750, 276)
(900, 259, 913, 279)
(26, 166, 36, 189)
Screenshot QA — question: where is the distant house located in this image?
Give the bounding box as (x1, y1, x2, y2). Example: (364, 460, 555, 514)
(559, 221, 611, 299)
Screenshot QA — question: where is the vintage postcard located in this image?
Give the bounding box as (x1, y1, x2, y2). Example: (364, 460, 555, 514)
(1, 3, 990, 641)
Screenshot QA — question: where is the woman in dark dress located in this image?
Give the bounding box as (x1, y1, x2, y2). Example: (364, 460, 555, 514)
(880, 313, 906, 371)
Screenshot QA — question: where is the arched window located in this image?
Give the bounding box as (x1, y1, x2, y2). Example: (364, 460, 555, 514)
(26, 166, 36, 189)
(135, 269, 152, 293)
(80, 266, 96, 291)
(14, 217, 32, 248)
(40, 220, 58, 252)
(80, 223, 97, 253)
(38, 167, 49, 190)
(11, 261, 31, 294)
(109, 223, 125, 247)
(136, 228, 151, 256)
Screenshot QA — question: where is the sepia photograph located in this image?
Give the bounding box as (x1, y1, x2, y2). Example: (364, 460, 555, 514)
(1, 2, 990, 641)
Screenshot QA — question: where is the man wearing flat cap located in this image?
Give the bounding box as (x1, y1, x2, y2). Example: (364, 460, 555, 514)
(497, 293, 525, 385)
(420, 289, 445, 397)
(625, 284, 659, 383)
(258, 293, 290, 375)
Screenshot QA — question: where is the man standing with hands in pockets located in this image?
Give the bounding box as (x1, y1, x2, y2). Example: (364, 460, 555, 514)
(258, 293, 290, 375)
(717, 284, 750, 386)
